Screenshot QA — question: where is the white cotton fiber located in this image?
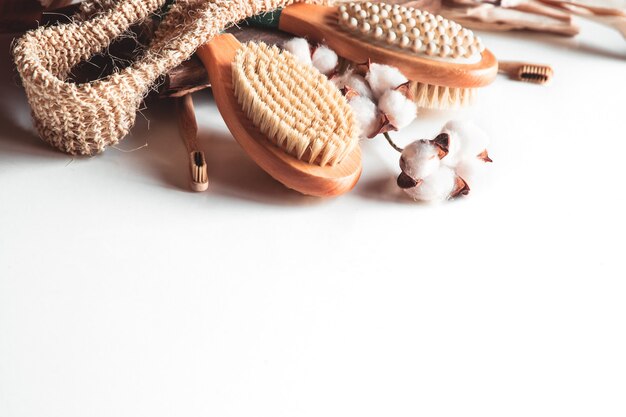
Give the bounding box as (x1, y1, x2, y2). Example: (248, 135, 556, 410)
(399, 139, 441, 181)
(311, 45, 338, 75)
(404, 165, 456, 203)
(456, 157, 489, 185)
(441, 120, 490, 167)
(348, 96, 380, 138)
(365, 63, 408, 99)
(332, 70, 373, 100)
(282, 37, 312, 66)
(377, 89, 417, 130)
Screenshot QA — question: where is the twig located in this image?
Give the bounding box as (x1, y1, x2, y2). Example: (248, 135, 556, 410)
(383, 132, 403, 153)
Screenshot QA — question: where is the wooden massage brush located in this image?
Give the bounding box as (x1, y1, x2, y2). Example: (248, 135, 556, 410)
(195, 34, 361, 197)
(246, 1, 499, 109)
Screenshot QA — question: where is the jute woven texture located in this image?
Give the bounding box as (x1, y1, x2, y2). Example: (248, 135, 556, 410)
(13, 0, 329, 155)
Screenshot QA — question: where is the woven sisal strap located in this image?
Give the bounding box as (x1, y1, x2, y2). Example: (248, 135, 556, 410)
(12, 0, 329, 155)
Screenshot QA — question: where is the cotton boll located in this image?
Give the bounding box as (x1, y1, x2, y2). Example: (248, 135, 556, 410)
(403, 166, 457, 202)
(399, 139, 441, 182)
(440, 127, 462, 167)
(378, 89, 417, 129)
(282, 38, 312, 66)
(311, 45, 338, 75)
(332, 70, 373, 100)
(456, 157, 490, 185)
(348, 96, 380, 138)
(441, 120, 490, 167)
(365, 63, 408, 99)
(346, 74, 373, 100)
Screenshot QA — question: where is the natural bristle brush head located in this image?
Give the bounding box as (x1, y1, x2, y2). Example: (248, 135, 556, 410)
(498, 61, 554, 85)
(190, 151, 208, 192)
(196, 34, 362, 197)
(516, 65, 553, 84)
(232, 42, 358, 167)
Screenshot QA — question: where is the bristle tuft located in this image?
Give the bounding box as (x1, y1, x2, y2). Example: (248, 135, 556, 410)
(190, 151, 208, 190)
(409, 81, 475, 109)
(517, 65, 553, 85)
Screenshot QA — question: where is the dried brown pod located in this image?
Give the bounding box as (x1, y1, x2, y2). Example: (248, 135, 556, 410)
(353, 59, 372, 77)
(432, 133, 450, 159)
(477, 149, 493, 163)
(341, 85, 360, 101)
(394, 81, 415, 101)
(451, 176, 471, 198)
(397, 172, 422, 189)
(369, 113, 396, 138)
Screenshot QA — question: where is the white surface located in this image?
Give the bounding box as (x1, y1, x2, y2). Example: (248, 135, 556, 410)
(1, 18, 625, 417)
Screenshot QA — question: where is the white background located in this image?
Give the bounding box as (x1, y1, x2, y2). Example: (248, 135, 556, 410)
(1, 15, 625, 417)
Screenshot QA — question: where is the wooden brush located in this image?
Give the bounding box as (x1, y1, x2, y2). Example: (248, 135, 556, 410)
(499, 61, 554, 84)
(539, 0, 626, 39)
(195, 34, 361, 197)
(246, 1, 498, 109)
(176, 94, 208, 192)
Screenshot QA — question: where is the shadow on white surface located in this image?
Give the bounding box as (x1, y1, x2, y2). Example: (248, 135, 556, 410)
(356, 175, 417, 204)
(101, 99, 322, 206)
(201, 131, 322, 206)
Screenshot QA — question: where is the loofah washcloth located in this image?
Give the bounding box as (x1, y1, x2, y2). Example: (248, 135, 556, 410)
(12, 0, 331, 155)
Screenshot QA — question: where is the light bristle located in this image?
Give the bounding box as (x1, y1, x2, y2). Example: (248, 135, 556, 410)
(338, 1, 484, 60)
(232, 42, 358, 167)
(409, 81, 475, 109)
(190, 151, 208, 190)
(517, 65, 553, 84)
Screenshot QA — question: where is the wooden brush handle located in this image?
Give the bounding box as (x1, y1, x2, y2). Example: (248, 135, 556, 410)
(498, 60, 553, 73)
(498, 61, 527, 75)
(538, 0, 626, 38)
(278, 3, 498, 88)
(176, 94, 199, 153)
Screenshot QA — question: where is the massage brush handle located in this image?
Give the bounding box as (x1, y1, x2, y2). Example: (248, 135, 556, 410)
(245, 3, 498, 89)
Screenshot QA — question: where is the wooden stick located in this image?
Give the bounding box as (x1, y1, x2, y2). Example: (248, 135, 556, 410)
(538, 0, 626, 38)
(176, 94, 208, 192)
(161, 27, 290, 97)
